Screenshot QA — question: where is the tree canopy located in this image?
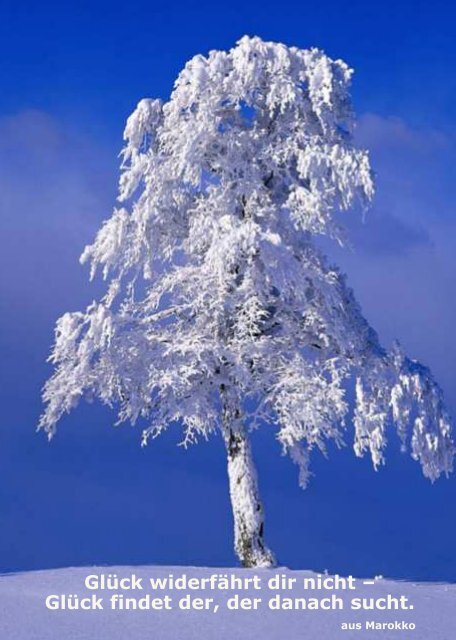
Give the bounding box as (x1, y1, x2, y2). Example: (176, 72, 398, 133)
(41, 36, 454, 487)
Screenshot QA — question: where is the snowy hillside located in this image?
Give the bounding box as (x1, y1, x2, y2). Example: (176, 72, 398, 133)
(0, 565, 455, 639)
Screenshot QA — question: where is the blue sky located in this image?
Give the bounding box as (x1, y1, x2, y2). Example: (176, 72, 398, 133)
(1, 0, 456, 578)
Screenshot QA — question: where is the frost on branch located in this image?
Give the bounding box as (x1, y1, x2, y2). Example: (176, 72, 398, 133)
(354, 344, 453, 481)
(41, 36, 453, 492)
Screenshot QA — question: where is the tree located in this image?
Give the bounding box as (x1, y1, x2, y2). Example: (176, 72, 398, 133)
(40, 36, 454, 568)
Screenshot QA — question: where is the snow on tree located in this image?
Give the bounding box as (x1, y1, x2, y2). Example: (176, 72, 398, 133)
(40, 36, 454, 568)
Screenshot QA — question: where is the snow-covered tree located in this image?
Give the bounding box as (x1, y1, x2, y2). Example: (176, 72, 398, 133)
(40, 36, 454, 568)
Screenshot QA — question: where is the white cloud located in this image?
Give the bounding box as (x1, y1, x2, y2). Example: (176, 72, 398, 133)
(327, 113, 456, 406)
(0, 110, 116, 316)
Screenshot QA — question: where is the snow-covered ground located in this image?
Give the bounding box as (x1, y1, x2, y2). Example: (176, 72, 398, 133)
(0, 565, 454, 639)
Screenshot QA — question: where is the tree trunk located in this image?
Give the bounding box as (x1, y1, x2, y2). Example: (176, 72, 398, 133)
(223, 424, 276, 568)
